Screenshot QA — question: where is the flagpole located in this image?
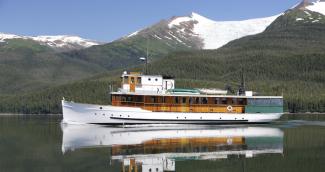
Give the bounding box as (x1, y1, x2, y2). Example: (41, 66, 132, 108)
(146, 38, 148, 75)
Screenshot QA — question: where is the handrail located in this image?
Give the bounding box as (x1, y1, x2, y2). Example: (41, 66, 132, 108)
(113, 100, 245, 107)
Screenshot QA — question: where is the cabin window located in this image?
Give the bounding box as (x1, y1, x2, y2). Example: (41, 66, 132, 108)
(174, 97, 179, 104)
(214, 98, 219, 104)
(155, 78, 158, 81)
(123, 76, 129, 84)
(121, 95, 127, 102)
(137, 77, 141, 85)
(195, 97, 200, 104)
(202, 98, 208, 104)
(232, 98, 237, 105)
(189, 97, 193, 104)
(221, 98, 227, 104)
(151, 96, 157, 103)
(148, 78, 151, 81)
(238, 98, 244, 105)
(182, 97, 187, 104)
(135, 96, 143, 102)
(248, 98, 283, 106)
(127, 96, 133, 102)
(161, 97, 166, 103)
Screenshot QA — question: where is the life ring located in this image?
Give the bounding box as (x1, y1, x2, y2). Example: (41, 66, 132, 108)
(227, 105, 233, 112)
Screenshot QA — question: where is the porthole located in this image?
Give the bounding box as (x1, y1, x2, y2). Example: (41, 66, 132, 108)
(148, 78, 151, 81)
(184, 117, 187, 119)
(220, 117, 222, 120)
(155, 78, 158, 81)
(177, 117, 179, 119)
(120, 115, 122, 117)
(128, 115, 130, 117)
(99, 107, 102, 110)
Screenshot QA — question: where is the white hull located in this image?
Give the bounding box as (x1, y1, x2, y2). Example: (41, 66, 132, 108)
(62, 100, 283, 124)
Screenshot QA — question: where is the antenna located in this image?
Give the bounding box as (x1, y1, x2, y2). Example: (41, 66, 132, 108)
(238, 69, 246, 96)
(146, 37, 149, 75)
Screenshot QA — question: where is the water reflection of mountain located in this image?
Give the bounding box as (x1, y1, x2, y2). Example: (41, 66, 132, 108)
(61, 125, 283, 172)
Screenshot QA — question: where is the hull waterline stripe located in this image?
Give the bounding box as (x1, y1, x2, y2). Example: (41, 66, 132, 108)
(91, 122, 269, 125)
(110, 117, 249, 122)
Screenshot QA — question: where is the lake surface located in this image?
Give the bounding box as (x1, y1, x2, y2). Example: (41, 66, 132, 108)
(0, 114, 325, 172)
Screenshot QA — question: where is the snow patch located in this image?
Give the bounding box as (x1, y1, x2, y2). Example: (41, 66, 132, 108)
(306, 1, 325, 15)
(0, 33, 23, 41)
(164, 36, 172, 40)
(296, 18, 304, 21)
(153, 35, 162, 40)
(0, 33, 99, 49)
(32, 35, 98, 48)
(304, 10, 312, 16)
(127, 31, 139, 38)
(168, 31, 187, 46)
(168, 16, 192, 28)
(192, 13, 280, 49)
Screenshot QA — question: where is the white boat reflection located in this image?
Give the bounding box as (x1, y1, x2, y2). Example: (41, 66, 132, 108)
(61, 124, 283, 172)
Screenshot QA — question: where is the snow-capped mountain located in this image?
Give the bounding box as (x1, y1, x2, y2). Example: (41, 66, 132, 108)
(0, 33, 100, 50)
(170, 13, 279, 49)
(126, 12, 280, 50)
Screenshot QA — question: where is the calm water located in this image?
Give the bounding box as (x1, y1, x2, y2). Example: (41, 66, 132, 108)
(0, 114, 325, 172)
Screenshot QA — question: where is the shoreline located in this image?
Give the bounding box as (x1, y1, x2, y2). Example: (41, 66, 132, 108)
(0, 113, 324, 116)
(0, 113, 62, 116)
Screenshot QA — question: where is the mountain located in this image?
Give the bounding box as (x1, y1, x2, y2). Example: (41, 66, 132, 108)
(122, 12, 279, 50)
(61, 12, 280, 71)
(0, 33, 100, 51)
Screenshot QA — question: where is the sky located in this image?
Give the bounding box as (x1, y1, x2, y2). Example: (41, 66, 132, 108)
(0, 0, 301, 42)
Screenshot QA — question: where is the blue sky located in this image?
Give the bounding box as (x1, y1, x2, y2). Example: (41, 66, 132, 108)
(0, 0, 301, 42)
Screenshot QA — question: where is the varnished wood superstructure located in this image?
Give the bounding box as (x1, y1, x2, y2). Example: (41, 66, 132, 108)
(112, 94, 246, 113)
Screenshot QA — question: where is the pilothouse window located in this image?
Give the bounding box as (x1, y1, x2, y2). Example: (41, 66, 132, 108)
(123, 76, 128, 84)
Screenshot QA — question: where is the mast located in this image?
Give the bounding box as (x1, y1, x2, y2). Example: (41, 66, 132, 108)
(146, 38, 148, 75)
(238, 70, 246, 96)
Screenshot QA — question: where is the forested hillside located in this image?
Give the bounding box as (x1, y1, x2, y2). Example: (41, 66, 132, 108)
(0, 39, 106, 95)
